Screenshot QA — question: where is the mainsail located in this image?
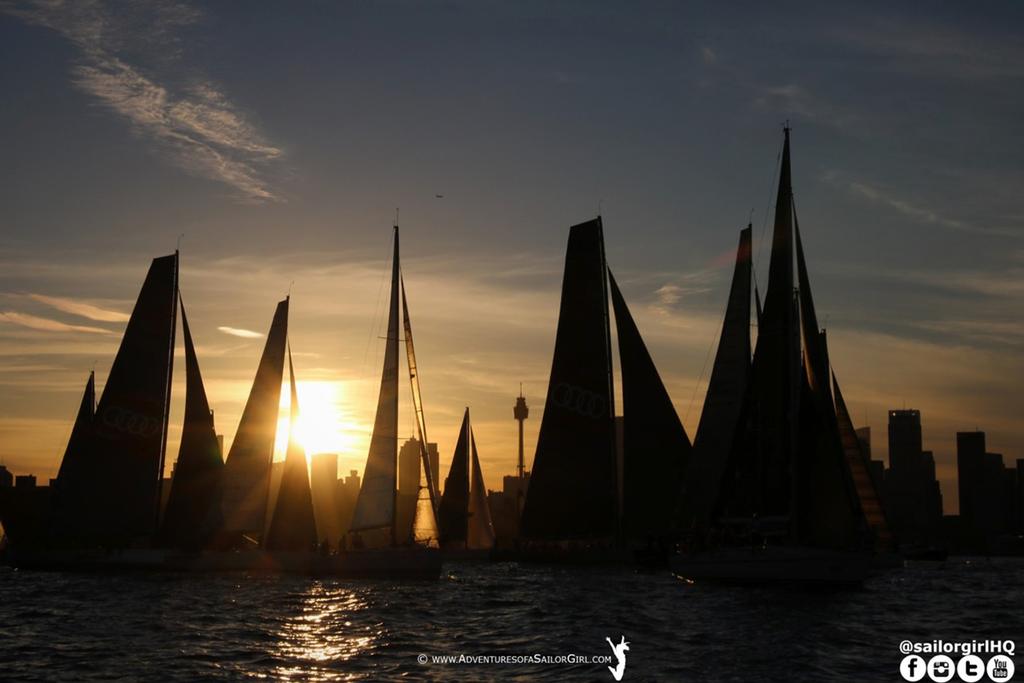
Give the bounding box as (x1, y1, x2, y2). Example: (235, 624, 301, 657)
(349, 227, 401, 542)
(437, 409, 471, 546)
(265, 347, 318, 552)
(220, 297, 289, 538)
(680, 226, 752, 530)
(750, 128, 800, 522)
(160, 300, 224, 550)
(607, 270, 691, 539)
(521, 218, 617, 540)
(467, 431, 496, 550)
(55, 253, 179, 544)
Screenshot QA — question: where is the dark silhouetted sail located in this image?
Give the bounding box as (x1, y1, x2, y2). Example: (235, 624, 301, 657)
(64, 253, 178, 544)
(750, 128, 799, 521)
(438, 409, 471, 546)
(160, 301, 223, 550)
(795, 218, 830, 404)
(834, 372, 893, 551)
(49, 371, 95, 535)
(350, 228, 400, 542)
(468, 432, 496, 549)
(521, 218, 616, 540)
(681, 227, 752, 529)
(265, 348, 318, 552)
(608, 270, 691, 539)
(220, 297, 289, 538)
(401, 274, 440, 545)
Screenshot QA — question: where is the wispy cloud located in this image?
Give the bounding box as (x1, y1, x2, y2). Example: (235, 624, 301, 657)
(823, 171, 1019, 238)
(754, 83, 858, 131)
(2, 0, 284, 202)
(27, 293, 129, 322)
(0, 311, 111, 334)
(217, 326, 264, 339)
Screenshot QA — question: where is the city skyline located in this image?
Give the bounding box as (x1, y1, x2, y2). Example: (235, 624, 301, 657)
(2, 1, 1023, 514)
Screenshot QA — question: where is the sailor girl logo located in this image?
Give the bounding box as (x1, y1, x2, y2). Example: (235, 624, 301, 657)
(605, 636, 629, 681)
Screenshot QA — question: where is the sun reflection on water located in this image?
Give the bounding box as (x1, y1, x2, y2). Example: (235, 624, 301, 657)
(272, 583, 381, 681)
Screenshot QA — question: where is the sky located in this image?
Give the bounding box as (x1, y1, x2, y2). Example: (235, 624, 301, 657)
(1, 1, 1022, 514)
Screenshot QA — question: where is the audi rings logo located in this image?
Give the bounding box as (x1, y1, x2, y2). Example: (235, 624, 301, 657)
(551, 383, 608, 419)
(100, 406, 162, 438)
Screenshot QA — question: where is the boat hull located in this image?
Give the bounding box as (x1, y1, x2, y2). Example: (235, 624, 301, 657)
(670, 546, 870, 586)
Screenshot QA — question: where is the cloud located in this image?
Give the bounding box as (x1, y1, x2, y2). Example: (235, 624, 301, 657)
(27, 293, 129, 322)
(0, 311, 111, 334)
(823, 171, 1020, 238)
(700, 46, 717, 65)
(2, 0, 284, 202)
(217, 326, 264, 339)
(754, 84, 858, 131)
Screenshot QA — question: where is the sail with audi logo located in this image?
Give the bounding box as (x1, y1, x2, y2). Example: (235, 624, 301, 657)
(49, 252, 179, 549)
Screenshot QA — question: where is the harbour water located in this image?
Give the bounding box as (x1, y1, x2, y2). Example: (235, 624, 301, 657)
(1, 558, 1021, 681)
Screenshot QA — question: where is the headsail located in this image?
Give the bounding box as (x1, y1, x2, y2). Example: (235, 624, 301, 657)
(437, 409, 471, 546)
(56, 253, 179, 544)
(401, 273, 440, 544)
(160, 300, 224, 549)
(349, 227, 401, 543)
(49, 371, 95, 535)
(220, 297, 289, 539)
(833, 372, 893, 551)
(607, 270, 691, 539)
(521, 218, 616, 540)
(467, 431, 496, 550)
(265, 346, 318, 552)
(681, 226, 752, 530)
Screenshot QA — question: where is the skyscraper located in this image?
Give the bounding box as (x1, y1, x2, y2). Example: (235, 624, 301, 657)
(885, 409, 943, 547)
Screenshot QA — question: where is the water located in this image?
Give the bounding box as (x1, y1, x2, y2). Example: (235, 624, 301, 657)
(1, 558, 1021, 681)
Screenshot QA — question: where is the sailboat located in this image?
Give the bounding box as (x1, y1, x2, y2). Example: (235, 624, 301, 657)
(517, 217, 692, 564)
(336, 224, 441, 578)
(437, 407, 496, 559)
(670, 127, 873, 585)
(10, 252, 179, 569)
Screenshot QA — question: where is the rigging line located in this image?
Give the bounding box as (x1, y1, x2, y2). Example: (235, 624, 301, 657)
(752, 132, 784, 292)
(360, 226, 394, 384)
(683, 309, 721, 428)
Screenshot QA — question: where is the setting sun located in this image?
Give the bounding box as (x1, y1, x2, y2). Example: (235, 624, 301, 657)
(273, 380, 364, 469)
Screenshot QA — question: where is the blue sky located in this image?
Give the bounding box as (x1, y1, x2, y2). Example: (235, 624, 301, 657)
(1, 1, 1022, 512)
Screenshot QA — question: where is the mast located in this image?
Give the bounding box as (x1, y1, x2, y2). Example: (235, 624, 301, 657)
(401, 273, 440, 513)
(349, 226, 401, 546)
(154, 250, 179, 531)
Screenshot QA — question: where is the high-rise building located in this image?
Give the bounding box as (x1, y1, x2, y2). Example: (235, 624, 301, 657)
(957, 431, 986, 530)
(885, 409, 943, 547)
(0, 465, 12, 488)
(310, 453, 341, 545)
(14, 475, 36, 489)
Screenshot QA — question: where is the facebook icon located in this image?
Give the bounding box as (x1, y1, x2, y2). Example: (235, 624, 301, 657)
(900, 654, 926, 682)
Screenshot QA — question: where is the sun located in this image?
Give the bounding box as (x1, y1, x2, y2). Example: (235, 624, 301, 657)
(273, 380, 362, 465)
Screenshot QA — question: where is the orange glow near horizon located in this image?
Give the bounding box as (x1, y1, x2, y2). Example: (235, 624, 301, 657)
(273, 380, 366, 471)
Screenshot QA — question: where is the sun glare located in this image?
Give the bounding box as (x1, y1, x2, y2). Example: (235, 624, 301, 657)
(273, 380, 362, 465)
